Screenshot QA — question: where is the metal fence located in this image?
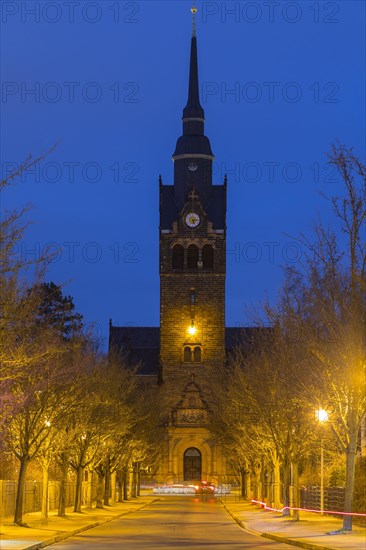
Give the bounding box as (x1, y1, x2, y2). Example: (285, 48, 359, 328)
(300, 486, 345, 512)
(0, 480, 79, 518)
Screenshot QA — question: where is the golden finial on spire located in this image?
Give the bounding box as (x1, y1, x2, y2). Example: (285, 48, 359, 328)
(191, 1, 197, 37)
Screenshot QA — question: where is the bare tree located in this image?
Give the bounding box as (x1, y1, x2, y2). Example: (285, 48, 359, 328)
(5, 343, 80, 524)
(230, 330, 314, 518)
(0, 150, 58, 407)
(274, 145, 366, 530)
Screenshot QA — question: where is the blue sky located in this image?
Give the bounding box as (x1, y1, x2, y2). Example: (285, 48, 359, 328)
(1, 0, 365, 347)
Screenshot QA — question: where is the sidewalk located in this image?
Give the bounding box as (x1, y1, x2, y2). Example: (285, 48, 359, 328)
(0, 496, 157, 550)
(1, 494, 365, 550)
(220, 495, 366, 550)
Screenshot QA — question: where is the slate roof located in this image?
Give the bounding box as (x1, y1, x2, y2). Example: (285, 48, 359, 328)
(173, 135, 213, 158)
(109, 326, 159, 375)
(225, 327, 272, 358)
(160, 186, 179, 231)
(109, 325, 270, 376)
(205, 186, 226, 230)
(182, 36, 204, 120)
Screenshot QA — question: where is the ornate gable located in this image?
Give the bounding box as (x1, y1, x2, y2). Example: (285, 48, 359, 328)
(171, 379, 208, 427)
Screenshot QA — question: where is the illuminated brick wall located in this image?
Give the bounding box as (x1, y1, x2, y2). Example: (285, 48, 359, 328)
(159, 204, 226, 399)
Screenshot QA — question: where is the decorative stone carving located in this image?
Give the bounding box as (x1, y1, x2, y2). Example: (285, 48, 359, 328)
(177, 409, 207, 425)
(171, 378, 209, 426)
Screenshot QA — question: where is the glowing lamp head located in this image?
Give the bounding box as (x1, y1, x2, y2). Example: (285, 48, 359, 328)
(316, 408, 328, 423)
(188, 323, 197, 336)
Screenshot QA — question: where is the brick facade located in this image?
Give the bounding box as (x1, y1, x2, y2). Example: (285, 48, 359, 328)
(159, 205, 226, 402)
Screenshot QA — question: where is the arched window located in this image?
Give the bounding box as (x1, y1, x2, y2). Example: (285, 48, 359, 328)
(202, 244, 214, 269)
(172, 244, 184, 269)
(188, 397, 196, 408)
(187, 244, 199, 269)
(184, 346, 192, 363)
(193, 346, 201, 363)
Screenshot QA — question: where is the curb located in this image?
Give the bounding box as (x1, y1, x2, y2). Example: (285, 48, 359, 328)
(220, 500, 263, 537)
(20, 498, 158, 550)
(262, 532, 337, 550)
(219, 500, 337, 550)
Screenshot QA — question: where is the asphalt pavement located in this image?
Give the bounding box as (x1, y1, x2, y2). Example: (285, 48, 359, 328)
(0, 493, 365, 550)
(11, 496, 292, 550)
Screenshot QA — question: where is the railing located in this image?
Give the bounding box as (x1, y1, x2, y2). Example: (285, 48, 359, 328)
(0, 480, 95, 519)
(300, 486, 345, 513)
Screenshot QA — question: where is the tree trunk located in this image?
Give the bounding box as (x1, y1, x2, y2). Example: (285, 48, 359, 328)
(136, 463, 141, 497)
(110, 472, 116, 504)
(116, 472, 123, 502)
(128, 467, 133, 499)
(104, 465, 110, 506)
(41, 461, 49, 520)
(282, 462, 291, 516)
(253, 463, 261, 499)
(273, 454, 281, 510)
(361, 415, 366, 458)
(292, 462, 300, 521)
(240, 467, 246, 498)
(119, 479, 123, 502)
(245, 470, 251, 499)
(268, 467, 274, 506)
(58, 452, 68, 517)
(131, 463, 137, 498)
(14, 458, 29, 525)
(74, 466, 84, 513)
(85, 470, 94, 509)
(343, 435, 357, 531)
(123, 468, 128, 500)
(260, 458, 266, 502)
(96, 471, 105, 509)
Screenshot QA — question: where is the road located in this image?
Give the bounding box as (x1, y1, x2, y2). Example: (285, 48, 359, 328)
(52, 496, 291, 549)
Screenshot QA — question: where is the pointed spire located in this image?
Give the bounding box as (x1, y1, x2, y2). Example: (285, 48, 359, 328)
(172, 0, 214, 180)
(191, 2, 197, 37)
(183, 3, 204, 121)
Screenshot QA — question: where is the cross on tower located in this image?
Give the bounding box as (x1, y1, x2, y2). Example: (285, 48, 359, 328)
(188, 188, 199, 201)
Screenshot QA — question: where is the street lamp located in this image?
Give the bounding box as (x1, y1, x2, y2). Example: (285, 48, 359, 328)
(316, 409, 328, 423)
(316, 408, 328, 515)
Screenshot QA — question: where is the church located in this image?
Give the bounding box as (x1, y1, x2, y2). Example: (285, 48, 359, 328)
(109, 7, 257, 485)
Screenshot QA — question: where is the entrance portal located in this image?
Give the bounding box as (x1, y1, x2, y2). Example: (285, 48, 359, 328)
(183, 447, 202, 481)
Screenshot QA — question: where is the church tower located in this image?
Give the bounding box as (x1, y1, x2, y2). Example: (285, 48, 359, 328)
(158, 6, 227, 483)
(109, 6, 239, 485)
(160, 10, 226, 395)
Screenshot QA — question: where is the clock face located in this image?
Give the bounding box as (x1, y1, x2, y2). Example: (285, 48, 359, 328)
(185, 212, 200, 228)
(188, 162, 198, 172)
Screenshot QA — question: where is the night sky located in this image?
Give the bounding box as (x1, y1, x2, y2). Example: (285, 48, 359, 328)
(1, 1, 365, 348)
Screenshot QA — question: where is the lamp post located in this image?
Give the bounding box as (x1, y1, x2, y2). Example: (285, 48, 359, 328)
(316, 408, 328, 515)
